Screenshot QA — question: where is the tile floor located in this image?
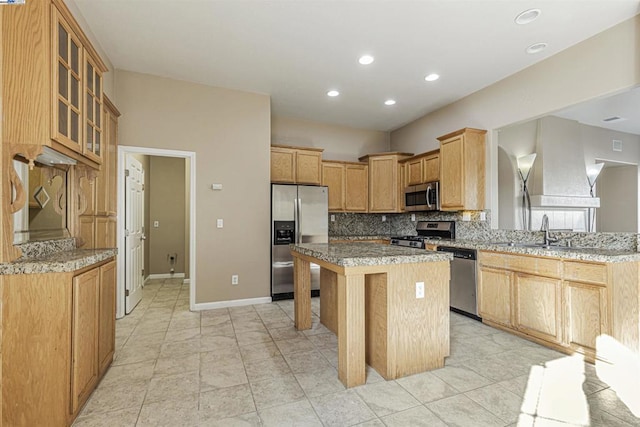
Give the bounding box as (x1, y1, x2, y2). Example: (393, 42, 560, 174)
(73, 279, 640, 426)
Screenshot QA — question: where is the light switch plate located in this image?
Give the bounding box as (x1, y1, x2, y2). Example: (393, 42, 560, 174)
(462, 212, 471, 222)
(480, 212, 487, 221)
(330, 214, 335, 222)
(382, 215, 386, 222)
(153, 221, 159, 228)
(411, 214, 416, 222)
(216, 219, 223, 228)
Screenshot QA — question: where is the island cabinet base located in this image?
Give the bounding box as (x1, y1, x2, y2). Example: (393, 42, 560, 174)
(319, 262, 450, 381)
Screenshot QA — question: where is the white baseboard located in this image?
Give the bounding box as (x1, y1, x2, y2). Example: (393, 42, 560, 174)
(148, 273, 186, 280)
(144, 275, 151, 284)
(192, 296, 272, 311)
(183, 278, 191, 285)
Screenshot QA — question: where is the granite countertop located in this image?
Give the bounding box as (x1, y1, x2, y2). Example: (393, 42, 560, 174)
(329, 235, 391, 242)
(291, 242, 451, 267)
(423, 239, 640, 263)
(0, 248, 118, 275)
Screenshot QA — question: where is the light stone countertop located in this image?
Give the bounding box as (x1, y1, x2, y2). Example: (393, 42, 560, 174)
(0, 248, 118, 275)
(329, 235, 391, 242)
(290, 242, 451, 267)
(422, 239, 640, 263)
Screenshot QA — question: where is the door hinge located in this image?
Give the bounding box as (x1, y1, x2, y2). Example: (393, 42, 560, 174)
(141, 269, 144, 277)
(125, 289, 130, 296)
(124, 229, 130, 237)
(125, 169, 130, 177)
(142, 184, 145, 191)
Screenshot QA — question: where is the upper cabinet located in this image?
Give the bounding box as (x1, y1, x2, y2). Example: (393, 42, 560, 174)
(3, 0, 108, 168)
(322, 161, 368, 212)
(271, 145, 323, 185)
(403, 150, 440, 186)
(359, 152, 412, 213)
(437, 128, 486, 211)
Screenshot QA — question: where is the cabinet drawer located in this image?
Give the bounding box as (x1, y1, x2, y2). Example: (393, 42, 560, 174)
(564, 261, 608, 285)
(479, 251, 561, 278)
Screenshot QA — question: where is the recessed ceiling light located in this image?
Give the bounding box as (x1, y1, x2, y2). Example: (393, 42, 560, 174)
(515, 9, 541, 25)
(424, 73, 440, 82)
(359, 55, 374, 65)
(384, 99, 396, 106)
(526, 42, 547, 54)
(327, 90, 340, 97)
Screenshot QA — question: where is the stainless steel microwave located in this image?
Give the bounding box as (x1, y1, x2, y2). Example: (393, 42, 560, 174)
(404, 182, 440, 211)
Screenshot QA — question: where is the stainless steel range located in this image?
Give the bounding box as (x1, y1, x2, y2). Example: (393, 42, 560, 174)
(390, 221, 480, 320)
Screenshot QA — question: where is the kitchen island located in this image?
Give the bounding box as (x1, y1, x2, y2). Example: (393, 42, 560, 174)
(290, 242, 452, 387)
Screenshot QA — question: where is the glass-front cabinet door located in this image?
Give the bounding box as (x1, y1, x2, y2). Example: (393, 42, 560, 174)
(84, 56, 103, 162)
(52, 8, 83, 152)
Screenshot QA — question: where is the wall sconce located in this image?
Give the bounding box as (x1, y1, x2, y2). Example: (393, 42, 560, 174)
(586, 162, 604, 231)
(517, 153, 537, 230)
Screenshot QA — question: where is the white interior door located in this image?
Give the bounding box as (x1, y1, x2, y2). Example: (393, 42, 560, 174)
(125, 156, 145, 314)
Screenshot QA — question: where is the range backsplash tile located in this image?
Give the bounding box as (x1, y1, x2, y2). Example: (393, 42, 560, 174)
(329, 210, 491, 239)
(328, 213, 391, 236)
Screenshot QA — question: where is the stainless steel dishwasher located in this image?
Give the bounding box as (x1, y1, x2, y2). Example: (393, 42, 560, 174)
(436, 246, 479, 319)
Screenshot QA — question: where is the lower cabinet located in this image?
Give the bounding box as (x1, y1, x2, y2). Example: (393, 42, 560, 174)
(514, 273, 563, 344)
(563, 280, 608, 359)
(478, 251, 616, 362)
(2, 259, 117, 426)
(477, 267, 512, 327)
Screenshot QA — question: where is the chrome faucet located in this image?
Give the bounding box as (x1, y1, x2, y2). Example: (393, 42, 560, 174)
(540, 214, 558, 246)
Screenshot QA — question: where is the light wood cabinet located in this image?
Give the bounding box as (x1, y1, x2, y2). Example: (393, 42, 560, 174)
(71, 268, 100, 414)
(359, 152, 412, 213)
(271, 145, 323, 185)
(478, 267, 513, 327)
(98, 261, 117, 376)
(564, 280, 608, 358)
(437, 128, 486, 211)
(476, 251, 638, 362)
(322, 161, 368, 212)
(96, 96, 120, 217)
(514, 273, 563, 344)
(2, 259, 116, 426)
(403, 150, 440, 186)
(2, 0, 108, 168)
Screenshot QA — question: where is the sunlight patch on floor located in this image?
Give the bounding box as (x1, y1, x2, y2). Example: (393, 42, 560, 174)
(595, 335, 640, 417)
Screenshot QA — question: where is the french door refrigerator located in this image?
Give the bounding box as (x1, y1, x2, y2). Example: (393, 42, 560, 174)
(271, 184, 328, 300)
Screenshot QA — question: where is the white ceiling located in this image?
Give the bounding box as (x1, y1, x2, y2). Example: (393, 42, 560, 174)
(73, 0, 640, 132)
(554, 87, 640, 136)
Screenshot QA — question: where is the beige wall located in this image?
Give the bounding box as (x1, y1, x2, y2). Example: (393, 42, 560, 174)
(597, 165, 639, 233)
(272, 115, 389, 161)
(116, 70, 271, 304)
(391, 15, 640, 227)
(148, 156, 186, 274)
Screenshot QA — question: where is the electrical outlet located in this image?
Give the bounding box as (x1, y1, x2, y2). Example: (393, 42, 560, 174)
(382, 215, 386, 222)
(231, 275, 239, 285)
(330, 214, 335, 222)
(217, 219, 223, 228)
(416, 282, 425, 299)
(462, 212, 471, 222)
(480, 212, 487, 221)
(211, 183, 223, 190)
(411, 214, 416, 222)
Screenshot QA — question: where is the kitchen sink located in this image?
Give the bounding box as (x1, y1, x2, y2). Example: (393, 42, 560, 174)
(491, 242, 575, 250)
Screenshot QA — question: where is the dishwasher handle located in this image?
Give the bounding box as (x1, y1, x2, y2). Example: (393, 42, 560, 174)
(436, 246, 477, 260)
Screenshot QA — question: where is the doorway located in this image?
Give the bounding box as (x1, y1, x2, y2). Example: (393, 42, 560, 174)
(117, 146, 196, 319)
(596, 160, 639, 232)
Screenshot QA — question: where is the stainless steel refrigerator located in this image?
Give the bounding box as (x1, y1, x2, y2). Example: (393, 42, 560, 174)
(271, 184, 328, 300)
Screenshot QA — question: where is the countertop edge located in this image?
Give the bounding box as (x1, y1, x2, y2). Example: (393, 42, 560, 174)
(0, 248, 118, 275)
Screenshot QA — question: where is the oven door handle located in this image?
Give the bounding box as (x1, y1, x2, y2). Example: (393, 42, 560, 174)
(426, 187, 432, 208)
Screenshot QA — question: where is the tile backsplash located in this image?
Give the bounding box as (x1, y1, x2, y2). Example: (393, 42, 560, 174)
(328, 210, 491, 240)
(329, 210, 638, 251)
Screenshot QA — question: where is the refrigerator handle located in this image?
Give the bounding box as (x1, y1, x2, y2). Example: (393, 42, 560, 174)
(296, 197, 302, 243)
